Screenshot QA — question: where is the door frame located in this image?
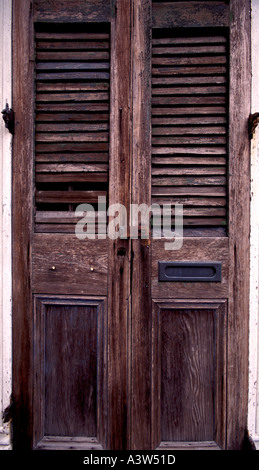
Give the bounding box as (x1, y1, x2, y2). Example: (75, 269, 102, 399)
(12, 0, 251, 450)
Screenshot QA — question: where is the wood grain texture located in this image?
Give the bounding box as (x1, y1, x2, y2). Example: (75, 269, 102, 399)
(34, 0, 113, 22)
(32, 234, 108, 295)
(33, 296, 107, 448)
(152, 1, 229, 28)
(227, 0, 251, 450)
(12, 0, 34, 450)
(151, 300, 227, 449)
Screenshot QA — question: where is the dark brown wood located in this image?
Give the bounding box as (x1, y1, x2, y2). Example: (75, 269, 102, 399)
(107, 0, 132, 450)
(151, 28, 228, 231)
(151, 301, 227, 449)
(34, 0, 113, 22)
(33, 296, 107, 448)
(130, 0, 152, 450)
(12, 0, 34, 450)
(152, 1, 229, 28)
(32, 235, 108, 295)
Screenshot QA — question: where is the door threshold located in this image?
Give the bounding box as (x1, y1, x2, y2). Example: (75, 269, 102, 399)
(34, 436, 104, 450)
(157, 441, 221, 450)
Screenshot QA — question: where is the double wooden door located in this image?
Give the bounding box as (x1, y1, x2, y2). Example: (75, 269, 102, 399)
(12, 0, 250, 450)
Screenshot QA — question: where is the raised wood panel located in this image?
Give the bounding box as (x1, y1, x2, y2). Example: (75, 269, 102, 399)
(152, 1, 229, 28)
(33, 296, 107, 449)
(151, 300, 227, 449)
(32, 234, 108, 295)
(152, 238, 229, 298)
(34, 0, 113, 22)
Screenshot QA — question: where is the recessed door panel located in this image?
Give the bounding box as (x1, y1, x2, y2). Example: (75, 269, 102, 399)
(33, 296, 107, 449)
(152, 300, 227, 449)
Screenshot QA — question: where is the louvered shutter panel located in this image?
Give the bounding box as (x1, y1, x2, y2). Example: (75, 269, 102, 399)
(151, 30, 228, 235)
(35, 23, 110, 232)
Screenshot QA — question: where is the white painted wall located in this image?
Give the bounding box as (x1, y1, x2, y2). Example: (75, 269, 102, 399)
(0, 0, 12, 450)
(249, 0, 259, 450)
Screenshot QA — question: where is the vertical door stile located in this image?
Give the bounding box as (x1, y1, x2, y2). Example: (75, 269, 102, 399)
(228, 0, 251, 450)
(12, 0, 35, 450)
(131, 0, 152, 450)
(107, 0, 132, 450)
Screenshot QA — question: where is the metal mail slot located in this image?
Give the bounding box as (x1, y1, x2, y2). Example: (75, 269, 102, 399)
(158, 261, 222, 282)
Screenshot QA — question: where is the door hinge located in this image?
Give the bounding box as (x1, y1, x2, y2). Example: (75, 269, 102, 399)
(1, 103, 14, 135)
(2, 395, 14, 423)
(249, 112, 259, 139)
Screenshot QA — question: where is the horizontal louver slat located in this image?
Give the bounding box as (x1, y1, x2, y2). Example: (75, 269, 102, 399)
(35, 24, 110, 232)
(151, 30, 228, 234)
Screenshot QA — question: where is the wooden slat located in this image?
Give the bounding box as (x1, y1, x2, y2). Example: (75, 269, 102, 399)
(152, 45, 227, 55)
(152, 207, 226, 217)
(152, 86, 227, 95)
(151, 28, 228, 231)
(152, 197, 226, 207)
(36, 163, 108, 173)
(152, 56, 227, 66)
(152, 147, 227, 155)
(37, 51, 110, 61)
(152, 176, 226, 186)
(152, 76, 227, 85)
(36, 40, 110, 50)
(36, 173, 108, 183)
(36, 92, 109, 102)
(36, 102, 109, 112)
(36, 123, 109, 133)
(35, 32, 110, 40)
(35, 142, 109, 152)
(34, 0, 112, 22)
(152, 36, 227, 46)
(152, 126, 226, 135)
(35, 153, 109, 163)
(36, 62, 110, 71)
(152, 106, 226, 115)
(152, 187, 226, 197)
(152, 65, 227, 76)
(35, 211, 106, 224)
(35, 133, 109, 142)
(152, 156, 227, 166)
(152, 116, 227, 125)
(36, 71, 110, 81)
(37, 82, 109, 92)
(36, 113, 109, 122)
(152, 167, 226, 176)
(152, 96, 226, 105)
(152, 136, 227, 145)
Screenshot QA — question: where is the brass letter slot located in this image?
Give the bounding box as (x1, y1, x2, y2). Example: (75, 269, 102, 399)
(158, 261, 222, 282)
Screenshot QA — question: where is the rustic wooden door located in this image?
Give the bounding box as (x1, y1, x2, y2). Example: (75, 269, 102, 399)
(12, 0, 250, 450)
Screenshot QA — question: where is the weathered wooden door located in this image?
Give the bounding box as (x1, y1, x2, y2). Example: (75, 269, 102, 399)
(12, 0, 250, 450)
